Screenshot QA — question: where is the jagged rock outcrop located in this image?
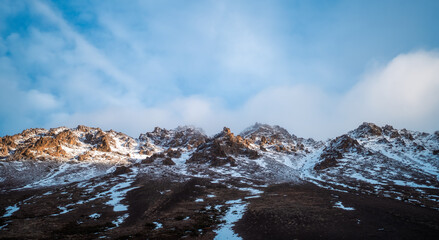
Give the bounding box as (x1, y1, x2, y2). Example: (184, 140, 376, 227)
(0, 135, 17, 157)
(0, 146, 7, 156)
(382, 125, 401, 138)
(77, 151, 92, 161)
(0, 125, 135, 162)
(165, 148, 182, 158)
(9, 135, 69, 161)
(4, 127, 85, 160)
(350, 122, 383, 138)
(163, 157, 176, 166)
(315, 134, 365, 170)
(187, 127, 259, 166)
(142, 148, 182, 165)
(139, 126, 207, 149)
(138, 126, 207, 156)
(96, 135, 113, 152)
(240, 123, 293, 142)
(83, 129, 115, 152)
(240, 123, 305, 153)
(53, 129, 80, 146)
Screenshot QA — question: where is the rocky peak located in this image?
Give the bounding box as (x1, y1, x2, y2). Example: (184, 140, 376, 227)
(350, 122, 383, 138)
(223, 127, 232, 135)
(240, 123, 306, 153)
(76, 125, 90, 132)
(240, 123, 294, 142)
(187, 127, 258, 166)
(212, 127, 235, 140)
(152, 126, 164, 134)
(139, 126, 207, 151)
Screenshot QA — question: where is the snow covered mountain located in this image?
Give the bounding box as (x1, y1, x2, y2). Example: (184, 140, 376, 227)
(0, 123, 438, 239)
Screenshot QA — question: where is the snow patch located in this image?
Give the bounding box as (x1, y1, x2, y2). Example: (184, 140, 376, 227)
(106, 181, 138, 212)
(214, 199, 248, 240)
(153, 222, 163, 230)
(112, 213, 129, 227)
(334, 201, 355, 211)
(0, 222, 9, 230)
(238, 187, 264, 196)
(89, 213, 101, 219)
(53, 206, 73, 216)
(2, 204, 20, 218)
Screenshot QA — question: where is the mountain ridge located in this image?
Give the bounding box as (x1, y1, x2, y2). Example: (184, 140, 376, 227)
(0, 122, 438, 239)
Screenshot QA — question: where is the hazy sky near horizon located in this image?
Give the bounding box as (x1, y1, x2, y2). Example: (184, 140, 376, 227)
(1, 0, 439, 139)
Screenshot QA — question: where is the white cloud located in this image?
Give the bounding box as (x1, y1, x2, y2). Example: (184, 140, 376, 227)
(26, 89, 60, 110)
(341, 50, 439, 132)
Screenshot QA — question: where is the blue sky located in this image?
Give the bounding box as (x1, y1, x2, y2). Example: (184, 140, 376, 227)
(1, 0, 439, 139)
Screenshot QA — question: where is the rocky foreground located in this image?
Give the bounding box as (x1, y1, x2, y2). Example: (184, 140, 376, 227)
(0, 123, 438, 239)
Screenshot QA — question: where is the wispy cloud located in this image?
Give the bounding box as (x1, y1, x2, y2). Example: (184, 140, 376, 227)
(31, 0, 136, 88)
(47, 50, 439, 139)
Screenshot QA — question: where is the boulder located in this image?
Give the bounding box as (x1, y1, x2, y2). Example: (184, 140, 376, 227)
(163, 157, 176, 166)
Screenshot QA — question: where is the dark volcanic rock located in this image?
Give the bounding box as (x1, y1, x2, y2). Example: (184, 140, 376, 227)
(315, 135, 364, 170)
(163, 157, 176, 166)
(142, 157, 155, 164)
(187, 127, 259, 166)
(383, 125, 401, 138)
(142, 152, 165, 164)
(113, 165, 132, 175)
(165, 148, 182, 159)
(400, 129, 415, 141)
(142, 149, 182, 165)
